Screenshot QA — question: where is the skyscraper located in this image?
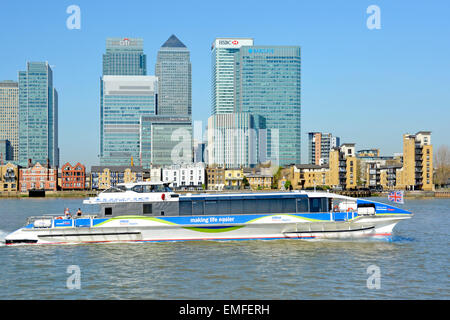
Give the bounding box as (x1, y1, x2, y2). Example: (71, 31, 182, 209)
(235, 46, 301, 166)
(211, 38, 254, 115)
(0, 81, 19, 161)
(155, 35, 191, 115)
(100, 76, 158, 166)
(18, 62, 59, 167)
(103, 38, 147, 76)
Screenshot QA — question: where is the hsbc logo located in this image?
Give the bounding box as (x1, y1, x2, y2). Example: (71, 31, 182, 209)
(218, 40, 239, 46)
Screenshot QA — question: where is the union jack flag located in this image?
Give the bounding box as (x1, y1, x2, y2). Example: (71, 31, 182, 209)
(388, 191, 404, 204)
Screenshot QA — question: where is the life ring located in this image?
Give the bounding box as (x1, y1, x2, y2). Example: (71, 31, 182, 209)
(333, 205, 339, 212)
(161, 193, 165, 200)
(56, 216, 63, 220)
(347, 208, 354, 212)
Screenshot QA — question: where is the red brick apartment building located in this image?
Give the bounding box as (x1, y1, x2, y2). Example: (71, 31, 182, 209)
(19, 162, 57, 192)
(61, 162, 86, 190)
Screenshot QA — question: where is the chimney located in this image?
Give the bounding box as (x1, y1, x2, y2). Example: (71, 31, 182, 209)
(28, 158, 32, 168)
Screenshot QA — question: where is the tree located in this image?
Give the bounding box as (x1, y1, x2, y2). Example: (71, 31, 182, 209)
(434, 145, 450, 188)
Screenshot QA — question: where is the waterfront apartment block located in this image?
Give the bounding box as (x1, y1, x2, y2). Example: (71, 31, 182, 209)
(396, 131, 433, 191)
(103, 38, 147, 76)
(329, 143, 357, 190)
(155, 35, 192, 116)
(60, 162, 86, 190)
(0, 162, 19, 192)
(161, 163, 205, 190)
(100, 76, 158, 166)
(206, 166, 225, 190)
(293, 164, 330, 190)
(0, 81, 19, 161)
(91, 165, 144, 190)
(19, 162, 57, 192)
(18, 62, 59, 167)
(308, 132, 340, 165)
(224, 168, 244, 190)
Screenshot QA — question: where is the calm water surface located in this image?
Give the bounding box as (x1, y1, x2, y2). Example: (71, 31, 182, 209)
(0, 197, 448, 299)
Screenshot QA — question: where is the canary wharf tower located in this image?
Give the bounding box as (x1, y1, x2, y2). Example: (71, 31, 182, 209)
(155, 35, 191, 116)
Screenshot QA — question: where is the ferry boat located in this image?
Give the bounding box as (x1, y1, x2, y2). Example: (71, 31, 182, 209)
(4, 182, 412, 245)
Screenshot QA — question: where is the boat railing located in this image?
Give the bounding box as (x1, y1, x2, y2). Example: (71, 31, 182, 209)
(26, 215, 98, 229)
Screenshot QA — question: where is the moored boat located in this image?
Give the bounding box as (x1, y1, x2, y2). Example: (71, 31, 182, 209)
(4, 181, 412, 245)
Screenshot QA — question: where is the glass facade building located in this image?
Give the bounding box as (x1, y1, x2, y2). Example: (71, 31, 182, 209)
(207, 112, 260, 168)
(0, 81, 19, 161)
(140, 115, 192, 167)
(155, 35, 192, 116)
(103, 38, 147, 76)
(18, 62, 59, 167)
(100, 76, 158, 166)
(234, 46, 301, 166)
(211, 38, 254, 115)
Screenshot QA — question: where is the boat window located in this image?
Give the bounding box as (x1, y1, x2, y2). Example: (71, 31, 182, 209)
(131, 185, 144, 193)
(217, 200, 231, 215)
(164, 185, 173, 192)
(309, 198, 328, 213)
(142, 185, 153, 193)
(230, 199, 244, 214)
(105, 207, 112, 216)
(297, 198, 309, 212)
(151, 184, 166, 192)
(103, 186, 125, 193)
(192, 201, 204, 215)
(143, 204, 152, 215)
(282, 199, 296, 213)
(179, 200, 192, 215)
(205, 200, 218, 215)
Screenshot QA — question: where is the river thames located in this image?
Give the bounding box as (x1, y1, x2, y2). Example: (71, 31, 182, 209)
(0, 197, 448, 299)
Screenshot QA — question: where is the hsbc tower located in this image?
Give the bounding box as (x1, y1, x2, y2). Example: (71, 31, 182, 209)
(211, 38, 253, 115)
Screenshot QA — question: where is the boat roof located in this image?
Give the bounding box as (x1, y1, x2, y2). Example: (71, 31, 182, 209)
(180, 191, 356, 201)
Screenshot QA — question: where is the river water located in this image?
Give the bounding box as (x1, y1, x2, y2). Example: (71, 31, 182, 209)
(0, 197, 448, 300)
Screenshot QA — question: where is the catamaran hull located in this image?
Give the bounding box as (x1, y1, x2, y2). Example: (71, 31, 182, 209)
(4, 215, 408, 245)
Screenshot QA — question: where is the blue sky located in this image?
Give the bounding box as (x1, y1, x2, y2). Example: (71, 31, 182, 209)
(1, 0, 449, 168)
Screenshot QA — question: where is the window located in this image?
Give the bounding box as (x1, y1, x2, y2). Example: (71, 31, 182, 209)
(143, 204, 152, 215)
(297, 198, 309, 212)
(105, 207, 112, 216)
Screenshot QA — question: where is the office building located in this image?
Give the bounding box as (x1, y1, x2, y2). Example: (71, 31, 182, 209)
(308, 132, 340, 165)
(0, 81, 19, 161)
(207, 112, 258, 168)
(211, 38, 254, 115)
(140, 115, 192, 167)
(103, 38, 147, 76)
(155, 35, 191, 115)
(234, 45, 302, 166)
(18, 62, 59, 167)
(0, 140, 13, 162)
(100, 76, 158, 166)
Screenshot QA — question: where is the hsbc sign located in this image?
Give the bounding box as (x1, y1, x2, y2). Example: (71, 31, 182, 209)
(213, 38, 254, 49)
